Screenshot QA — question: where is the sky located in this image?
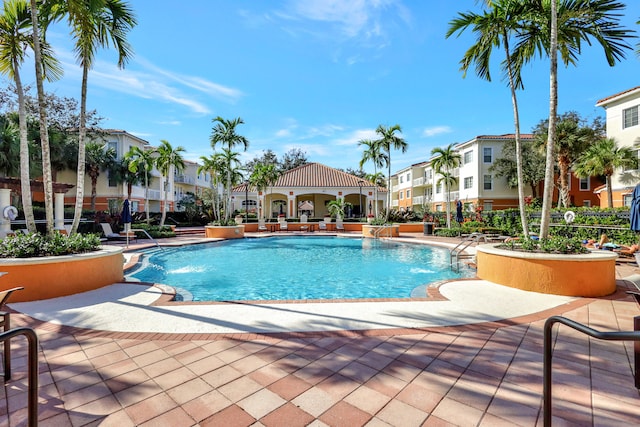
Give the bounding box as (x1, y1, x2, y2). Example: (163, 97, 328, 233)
(10, 0, 640, 176)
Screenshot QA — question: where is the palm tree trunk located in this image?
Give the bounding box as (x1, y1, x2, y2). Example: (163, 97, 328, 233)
(160, 179, 167, 227)
(71, 65, 89, 235)
(558, 160, 570, 208)
(144, 172, 150, 225)
(90, 175, 98, 211)
(606, 175, 613, 208)
(504, 33, 530, 238)
(29, 0, 54, 234)
(540, 0, 558, 240)
(14, 57, 36, 233)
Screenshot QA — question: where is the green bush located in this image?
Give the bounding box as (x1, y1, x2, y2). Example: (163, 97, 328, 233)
(0, 232, 101, 258)
(131, 223, 176, 238)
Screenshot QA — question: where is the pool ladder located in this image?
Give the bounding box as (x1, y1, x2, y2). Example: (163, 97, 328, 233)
(449, 237, 476, 272)
(370, 225, 397, 239)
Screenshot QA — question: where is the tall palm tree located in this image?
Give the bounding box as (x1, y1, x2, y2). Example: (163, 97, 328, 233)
(28, 0, 61, 234)
(111, 157, 144, 200)
(365, 171, 386, 218)
(574, 137, 636, 208)
(447, 0, 530, 237)
(43, 0, 137, 234)
(197, 154, 225, 222)
(0, 0, 38, 232)
(431, 144, 461, 229)
(359, 138, 388, 217)
(249, 162, 280, 219)
(375, 124, 407, 220)
(210, 116, 249, 221)
(85, 141, 115, 211)
(155, 139, 185, 227)
(509, 0, 633, 238)
(124, 145, 155, 224)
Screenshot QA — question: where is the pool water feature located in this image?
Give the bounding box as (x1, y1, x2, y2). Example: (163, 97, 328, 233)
(127, 236, 473, 301)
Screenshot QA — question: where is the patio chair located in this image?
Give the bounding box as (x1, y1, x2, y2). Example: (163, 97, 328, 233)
(318, 222, 327, 232)
(258, 219, 267, 232)
(0, 285, 24, 380)
(299, 214, 309, 232)
(100, 223, 127, 241)
(279, 221, 289, 232)
(336, 219, 345, 232)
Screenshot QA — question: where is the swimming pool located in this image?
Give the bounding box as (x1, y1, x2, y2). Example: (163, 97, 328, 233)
(127, 236, 473, 301)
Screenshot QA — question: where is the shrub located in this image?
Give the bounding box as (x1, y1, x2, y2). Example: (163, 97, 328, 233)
(0, 232, 101, 258)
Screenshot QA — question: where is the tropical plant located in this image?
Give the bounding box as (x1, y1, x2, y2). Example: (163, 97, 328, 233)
(574, 137, 636, 208)
(43, 0, 137, 234)
(124, 145, 154, 224)
(374, 124, 407, 220)
(533, 112, 602, 208)
(327, 198, 352, 220)
(359, 138, 387, 217)
(509, 0, 634, 238)
(431, 143, 461, 228)
(197, 153, 225, 222)
(249, 162, 280, 219)
(490, 137, 546, 198)
(0, 116, 19, 176)
(155, 139, 185, 227)
(111, 157, 144, 200)
(210, 116, 249, 221)
(447, 0, 530, 237)
(85, 142, 115, 210)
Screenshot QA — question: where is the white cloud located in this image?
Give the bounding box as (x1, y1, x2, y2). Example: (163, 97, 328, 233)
(332, 128, 377, 146)
(422, 126, 452, 137)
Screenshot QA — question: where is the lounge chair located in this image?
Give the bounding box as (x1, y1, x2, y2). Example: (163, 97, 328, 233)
(336, 219, 345, 232)
(299, 214, 309, 232)
(279, 221, 289, 232)
(258, 219, 267, 232)
(0, 285, 24, 379)
(318, 222, 327, 232)
(100, 223, 127, 241)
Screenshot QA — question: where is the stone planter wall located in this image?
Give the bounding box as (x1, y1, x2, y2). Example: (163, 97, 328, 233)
(205, 225, 245, 239)
(476, 244, 618, 297)
(0, 246, 124, 302)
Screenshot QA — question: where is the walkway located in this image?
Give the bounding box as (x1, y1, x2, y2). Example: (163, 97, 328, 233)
(1, 231, 639, 426)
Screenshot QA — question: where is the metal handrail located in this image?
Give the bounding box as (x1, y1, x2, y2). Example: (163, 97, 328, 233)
(449, 236, 477, 272)
(129, 228, 160, 248)
(0, 327, 39, 426)
(543, 316, 640, 427)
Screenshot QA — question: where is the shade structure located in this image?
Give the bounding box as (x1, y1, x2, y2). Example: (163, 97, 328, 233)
(298, 201, 314, 211)
(630, 184, 640, 232)
(121, 199, 132, 246)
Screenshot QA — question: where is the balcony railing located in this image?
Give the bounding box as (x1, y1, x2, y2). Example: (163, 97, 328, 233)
(148, 189, 161, 200)
(413, 177, 424, 187)
(174, 175, 195, 184)
(413, 195, 424, 205)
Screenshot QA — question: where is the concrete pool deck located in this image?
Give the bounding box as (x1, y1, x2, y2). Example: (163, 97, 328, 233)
(2, 231, 640, 425)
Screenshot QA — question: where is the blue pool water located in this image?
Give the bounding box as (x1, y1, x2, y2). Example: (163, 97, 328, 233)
(127, 236, 473, 301)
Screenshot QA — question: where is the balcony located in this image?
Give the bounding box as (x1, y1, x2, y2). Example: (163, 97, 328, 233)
(174, 175, 195, 184)
(392, 200, 399, 207)
(413, 195, 424, 205)
(148, 189, 161, 200)
(413, 177, 424, 187)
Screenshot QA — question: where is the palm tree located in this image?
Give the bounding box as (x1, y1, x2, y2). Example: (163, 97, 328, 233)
(447, 0, 530, 237)
(359, 138, 388, 217)
(365, 171, 386, 218)
(327, 198, 352, 221)
(375, 124, 407, 220)
(28, 0, 64, 234)
(125, 146, 155, 224)
(85, 142, 115, 211)
(155, 139, 185, 227)
(210, 116, 249, 221)
(43, 0, 137, 234)
(197, 154, 225, 222)
(249, 162, 280, 219)
(509, 0, 634, 238)
(431, 144, 461, 229)
(111, 157, 144, 200)
(0, 0, 37, 232)
(574, 137, 636, 208)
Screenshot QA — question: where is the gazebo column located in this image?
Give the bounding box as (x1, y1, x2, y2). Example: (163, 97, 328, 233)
(54, 192, 65, 231)
(0, 188, 11, 235)
(287, 193, 295, 218)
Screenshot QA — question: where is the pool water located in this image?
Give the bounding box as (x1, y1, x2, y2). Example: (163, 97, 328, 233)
(127, 236, 473, 301)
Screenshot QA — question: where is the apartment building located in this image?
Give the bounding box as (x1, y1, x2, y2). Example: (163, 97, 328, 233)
(57, 129, 182, 215)
(596, 87, 640, 207)
(391, 133, 601, 213)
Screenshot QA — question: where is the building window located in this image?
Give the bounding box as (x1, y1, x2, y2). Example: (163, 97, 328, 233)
(483, 201, 493, 211)
(464, 176, 473, 189)
(483, 174, 492, 190)
(583, 200, 591, 207)
(463, 150, 473, 164)
(624, 194, 633, 207)
(483, 147, 492, 163)
(579, 177, 590, 191)
(623, 105, 639, 129)
(131, 201, 139, 212)
(406, 189, 411, 198)
(435, 204, 442, 212)
(436, 183, 442, 194)
(406, 172, 411, 181)
(399, 191, 404, 200)
(400, 175, 403, 183)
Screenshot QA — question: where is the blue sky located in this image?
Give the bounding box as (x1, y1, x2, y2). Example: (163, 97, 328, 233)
(13, 0, 640, 175)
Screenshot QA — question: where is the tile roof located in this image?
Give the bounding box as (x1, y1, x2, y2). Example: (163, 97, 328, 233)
(595, 86, 640, 106)
(234, 162, 386, 192)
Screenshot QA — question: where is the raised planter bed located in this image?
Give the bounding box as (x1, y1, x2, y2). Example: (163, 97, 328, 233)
(476, 244, 618, 297)
(0, 246, 124, 302)
(205, 225, 245, 239)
